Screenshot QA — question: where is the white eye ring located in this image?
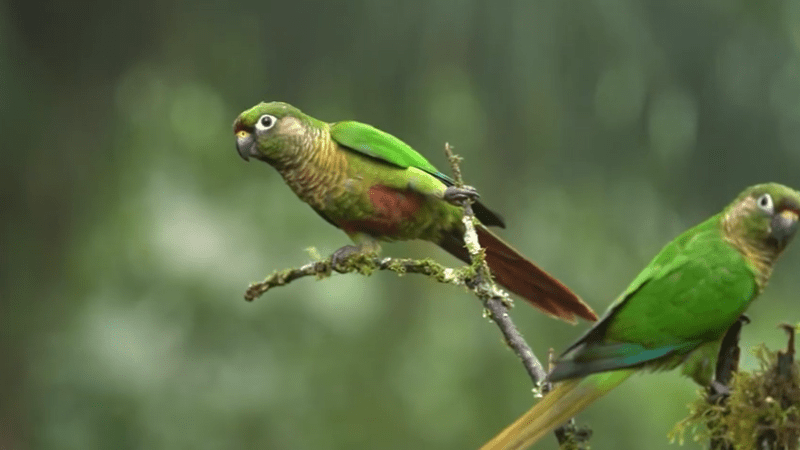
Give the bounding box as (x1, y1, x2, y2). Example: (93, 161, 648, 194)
(757, 193, 774, 213)
(255, 114, 277, 132)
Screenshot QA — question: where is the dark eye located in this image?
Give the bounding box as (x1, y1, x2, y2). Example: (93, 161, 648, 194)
(757, 193, 774, 213)
(255, 114, 277, 132)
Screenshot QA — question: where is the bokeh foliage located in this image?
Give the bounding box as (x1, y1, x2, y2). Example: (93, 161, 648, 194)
(4, 0, 800, 449)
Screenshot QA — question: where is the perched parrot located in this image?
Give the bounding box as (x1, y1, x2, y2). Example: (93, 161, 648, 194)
(481, 183, 800, 450)
(233, 101, 597, 323)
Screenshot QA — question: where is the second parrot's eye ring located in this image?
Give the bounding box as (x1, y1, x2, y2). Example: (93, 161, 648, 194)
(757, 193, 774, 214)
(256, 114, 277, 132)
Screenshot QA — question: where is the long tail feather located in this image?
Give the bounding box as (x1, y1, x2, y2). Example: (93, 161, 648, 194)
(480, 370, 633, 450)
(439, 225, 597, 323)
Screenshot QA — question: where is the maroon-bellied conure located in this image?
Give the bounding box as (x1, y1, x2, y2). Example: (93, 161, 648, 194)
(233, 102, 597, 323)
(481, 183, 800, 449)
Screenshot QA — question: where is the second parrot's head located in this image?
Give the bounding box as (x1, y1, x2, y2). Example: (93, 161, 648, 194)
(723, 183, 800, 257)
(233, 102, 320, 164)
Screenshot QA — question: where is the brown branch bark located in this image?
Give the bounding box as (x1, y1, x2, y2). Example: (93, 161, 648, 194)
(442, 144, 590, 448)
(244, 256, 463, 301)
(443, 143, 549, 386)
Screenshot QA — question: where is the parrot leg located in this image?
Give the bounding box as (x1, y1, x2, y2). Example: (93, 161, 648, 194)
(708, 380, 731, 401)
(331, 245, 361, 269)
(404, 168, 479, 206)
(331, 235, 381, 271)
(443, 185, 479, 205)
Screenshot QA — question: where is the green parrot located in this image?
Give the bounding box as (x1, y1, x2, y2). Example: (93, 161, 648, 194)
(481, 183, 800, 450)
(233, 101, 597, 323)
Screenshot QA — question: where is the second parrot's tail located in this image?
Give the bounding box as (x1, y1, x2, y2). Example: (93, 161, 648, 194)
(480, 370, 633, 450)
(440, 225, 597, 323)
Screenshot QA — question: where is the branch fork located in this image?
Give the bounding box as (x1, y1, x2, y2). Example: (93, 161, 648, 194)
(243, 143, 587, 447)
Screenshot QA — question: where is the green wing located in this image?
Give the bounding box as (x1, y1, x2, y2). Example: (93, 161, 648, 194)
(330, 121, 443, 176)
(330, 120, 505, 228)
(550, 214, 757, 381)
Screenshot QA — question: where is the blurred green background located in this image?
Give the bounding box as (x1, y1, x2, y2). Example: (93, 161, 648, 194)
(5, 1, 800, 449)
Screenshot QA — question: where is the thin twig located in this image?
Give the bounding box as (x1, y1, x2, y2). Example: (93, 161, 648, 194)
(445, 144, 590, 446)
(444, 143, 548, 388)
(446, 144, 590, 448)
(244, 256, 464, 301)
(545, 349, 592, 449)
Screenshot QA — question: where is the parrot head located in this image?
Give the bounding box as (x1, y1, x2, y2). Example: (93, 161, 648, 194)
(724, 183, 800, 255)
(233, 102, 317, 164)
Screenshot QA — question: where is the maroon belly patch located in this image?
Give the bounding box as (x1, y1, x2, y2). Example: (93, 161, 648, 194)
(340, 185, 425, 237)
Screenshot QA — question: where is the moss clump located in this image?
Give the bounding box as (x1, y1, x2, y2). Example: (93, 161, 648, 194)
(333, 252, 378, 275)
(556, 422, 592, 450)
(671, 344, 800, 450)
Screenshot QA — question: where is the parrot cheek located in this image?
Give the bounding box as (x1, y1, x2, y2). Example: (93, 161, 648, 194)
(770, 210, 799, 248)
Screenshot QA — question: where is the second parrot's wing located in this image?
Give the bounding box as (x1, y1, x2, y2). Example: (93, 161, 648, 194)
(550, 215, 756, 381)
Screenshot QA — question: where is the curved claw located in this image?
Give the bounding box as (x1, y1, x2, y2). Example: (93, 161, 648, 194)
(331, 245, 361, 271)
(707, 380, 731, 403)
(444, 185, 480, 206)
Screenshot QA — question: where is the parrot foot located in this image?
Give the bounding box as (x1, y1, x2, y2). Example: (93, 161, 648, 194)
(331, 245, 360, 271)
(707, 380, 731, 403)
(444, 185, 480, 205)
(331, 244, 380, 272)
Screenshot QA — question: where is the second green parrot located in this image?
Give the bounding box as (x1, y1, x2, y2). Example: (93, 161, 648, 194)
(481, 183, 800, 449)
(234, 101, 597, 323)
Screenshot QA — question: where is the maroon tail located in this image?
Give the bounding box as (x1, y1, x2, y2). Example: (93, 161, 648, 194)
(439, 225, 597, 323)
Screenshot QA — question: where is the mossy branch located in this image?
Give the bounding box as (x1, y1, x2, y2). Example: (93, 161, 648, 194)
(446, 143, 590, 449)
(671, 323, 800, 450)
(443, 143, 549, 387)
(243, 144, 549, 392)
(244, 255, 473, 301)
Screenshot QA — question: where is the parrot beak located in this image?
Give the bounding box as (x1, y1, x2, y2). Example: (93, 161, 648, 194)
(771, 208, 799, 249)
(236, 130, 256, 161)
